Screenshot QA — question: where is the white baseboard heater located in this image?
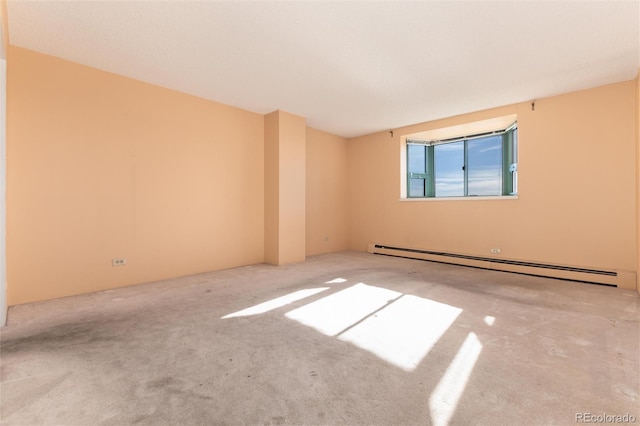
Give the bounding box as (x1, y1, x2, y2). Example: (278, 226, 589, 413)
(368, 243, 636, 289)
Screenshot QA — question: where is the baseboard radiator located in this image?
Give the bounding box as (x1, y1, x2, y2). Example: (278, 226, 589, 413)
(368, 243, 636, 289)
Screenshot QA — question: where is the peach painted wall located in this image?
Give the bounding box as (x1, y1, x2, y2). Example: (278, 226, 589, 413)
(636, 70, 640, 292)
(0, 0, 6, 323)
(264, 111, 280, 265)
(348, 81, 637, 281)
(0, 0, 7, 54)
(306, 127, 348, 256)
(7, 47, 265, 305)
(264, 110, 306, 265)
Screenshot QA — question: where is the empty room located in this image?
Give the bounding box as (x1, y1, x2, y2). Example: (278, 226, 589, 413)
(0, 1, 639, 425)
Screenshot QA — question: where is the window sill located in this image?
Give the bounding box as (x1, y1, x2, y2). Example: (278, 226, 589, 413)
(399, 195, 519, 202)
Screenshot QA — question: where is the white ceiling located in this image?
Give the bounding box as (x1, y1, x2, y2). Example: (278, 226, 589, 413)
(7, 1, 640, 138)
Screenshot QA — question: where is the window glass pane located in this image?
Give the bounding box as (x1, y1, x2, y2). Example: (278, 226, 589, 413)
(408, 145, 426, 174)
(512, 128, 518, 194)
(409, 178, 425, 197)
(434, 142, 464, 197)
(467, 135, 502, 196)
(512, 128, 518, 163)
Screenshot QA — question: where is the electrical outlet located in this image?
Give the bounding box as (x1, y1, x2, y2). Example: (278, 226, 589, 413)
(490, 248, 501, 254)
(112, 258, 127, 266)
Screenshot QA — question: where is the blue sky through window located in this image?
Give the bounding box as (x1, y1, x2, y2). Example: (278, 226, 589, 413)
(434, 135, 502, 197)
(468, 136, 502, 196)
(435, 142, 464, 197)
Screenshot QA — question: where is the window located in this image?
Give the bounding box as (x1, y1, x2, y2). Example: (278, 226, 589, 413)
(406, 122, 517, 198)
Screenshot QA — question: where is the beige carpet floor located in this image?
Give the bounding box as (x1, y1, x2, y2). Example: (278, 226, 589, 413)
(1, 251, 638, 425)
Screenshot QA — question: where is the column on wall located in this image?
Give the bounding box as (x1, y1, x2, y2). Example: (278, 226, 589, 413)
(264, 110, 306, 265)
